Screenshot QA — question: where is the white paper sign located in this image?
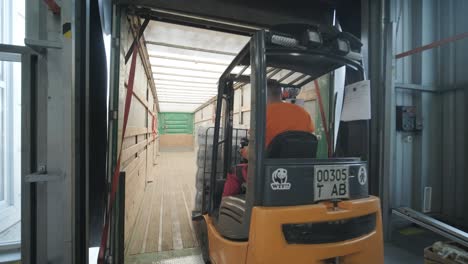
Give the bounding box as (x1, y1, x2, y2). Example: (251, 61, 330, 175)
(341, 80, 371, 121)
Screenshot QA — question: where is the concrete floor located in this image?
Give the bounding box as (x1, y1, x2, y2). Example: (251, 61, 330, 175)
(0, 222, 20, 244)
(0, 207, 21, 263)
(385, 242, 422, 264)
(384, 225, 446, 264)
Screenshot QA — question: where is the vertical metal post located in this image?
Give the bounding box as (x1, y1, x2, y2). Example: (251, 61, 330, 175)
(209, 80, 225, 214)
(74, 0, 89, 262)
(111, 172, 125, 264)
(234, 129, 239, 164)
(202, 127, 210, 213)
(98, 5, 122, 259)
(21, 52, 36, 264)
(364, 0, 382, 198)
(107, 5, 121, 203)
(222, 80, 234, 178)
(247, 30, 267, 208)
(380, 0, 396, 240)
(118, 173, 125, 264)
(329, 71, 335, 157)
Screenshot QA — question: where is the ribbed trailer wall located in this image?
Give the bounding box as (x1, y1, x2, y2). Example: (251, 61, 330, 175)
(118, 15, 160, 249)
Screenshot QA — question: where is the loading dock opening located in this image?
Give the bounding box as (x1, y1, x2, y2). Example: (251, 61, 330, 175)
(3, 0, 467, 263)
(110, 5, 468, 264)
(112, 15, 251, 262)
(106, 10, 337, 263)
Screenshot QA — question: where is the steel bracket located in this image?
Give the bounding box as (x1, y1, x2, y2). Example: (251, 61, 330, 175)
(110, 110, 118, 120)
(25, 38, 62, 53)
(393, 207, 468, 248)
(25, 165, 64, 182)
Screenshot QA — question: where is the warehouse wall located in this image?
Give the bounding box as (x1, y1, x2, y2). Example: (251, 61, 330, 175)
(119, 15, 160, 248)
(391, 0, 467, 227)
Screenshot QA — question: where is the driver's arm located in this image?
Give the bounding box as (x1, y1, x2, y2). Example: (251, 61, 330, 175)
(222, 167, 242, 197)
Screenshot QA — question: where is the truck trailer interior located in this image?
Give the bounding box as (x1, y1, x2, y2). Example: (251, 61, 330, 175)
(0, 0, 467, 264)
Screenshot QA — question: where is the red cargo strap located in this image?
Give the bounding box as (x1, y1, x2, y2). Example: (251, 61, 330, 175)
(395, 31, 468, 59)
(98, 45, 139, 263)
(151, 114, 157, 140)
(43, 0, 61, 15)
(314, 79, 331, 157)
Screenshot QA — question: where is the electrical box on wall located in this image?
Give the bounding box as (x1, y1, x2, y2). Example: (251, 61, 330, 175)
(396, 106, 422, 132)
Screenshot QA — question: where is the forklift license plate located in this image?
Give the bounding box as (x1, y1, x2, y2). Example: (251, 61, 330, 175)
(313, 165, 350, 202)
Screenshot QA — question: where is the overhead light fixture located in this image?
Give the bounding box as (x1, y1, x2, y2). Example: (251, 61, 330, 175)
(304, 29, 322, 48)
(153, 74, 218, 84)
(152, 67, 221, 79)
(148, 51, 231, 65)
(157, 95, 216, 100)
(157, 91, 216, 97)
(149, 58, 228, 72)
(158, 95, 213, 100)
(151, 63, 224, 74)
(157, 95, 215, 99)
(158, 99, 207, 103)
(159, 105, 200, 112)
(155, 80, 216, 88)
(159, 102, 201, 105)
(158, 94, 212, 99)
(231, 66, 251, 76)
(156, 85, 216, 91)
(157, 91, 216, 96)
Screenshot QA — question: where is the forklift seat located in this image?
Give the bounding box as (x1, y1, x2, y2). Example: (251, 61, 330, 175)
(266, 131, 318, 159)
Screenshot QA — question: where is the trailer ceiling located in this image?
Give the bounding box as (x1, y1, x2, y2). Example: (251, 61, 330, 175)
(130, 0, 363, 112)
(144, 20, 249, 112)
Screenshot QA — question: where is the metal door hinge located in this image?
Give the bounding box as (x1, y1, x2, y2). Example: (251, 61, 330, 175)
(112, 37, 120, 47)
(25, 38, 63, 53)
(25, 164, 64, 183)
(110, 110, 118, 120)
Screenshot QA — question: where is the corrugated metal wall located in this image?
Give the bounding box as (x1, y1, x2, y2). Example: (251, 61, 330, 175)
(392, 0, 467, 227)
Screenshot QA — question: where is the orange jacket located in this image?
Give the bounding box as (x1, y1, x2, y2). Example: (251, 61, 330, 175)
(223, 103, 314, 197)
(265, 102, 315, 146)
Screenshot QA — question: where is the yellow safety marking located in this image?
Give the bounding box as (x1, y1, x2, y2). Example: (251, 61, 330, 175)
(399, 226, 426, 236)
(63, 22, 71, 38)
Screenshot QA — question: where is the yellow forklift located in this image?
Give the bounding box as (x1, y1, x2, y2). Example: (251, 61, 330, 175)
(193, 24, 384, 264)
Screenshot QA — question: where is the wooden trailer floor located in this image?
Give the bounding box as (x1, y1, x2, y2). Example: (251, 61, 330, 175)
(125, 150, 200, 261)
